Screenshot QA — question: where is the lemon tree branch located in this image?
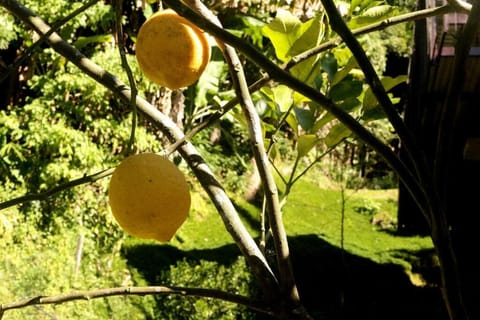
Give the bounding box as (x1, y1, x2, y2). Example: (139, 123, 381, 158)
(0, 168, 114, 210)
(163, 0, 430, 221)
(0, 286, 272, 319)
(0, 0, 277, 296)
(159, 3, 460, 156)
(180, 0, 307, 314)
(114, 0, 137, 155)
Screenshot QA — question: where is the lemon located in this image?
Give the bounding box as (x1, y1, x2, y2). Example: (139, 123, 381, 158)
(135, 9, 211, 90)
(108, 153, 191, 242)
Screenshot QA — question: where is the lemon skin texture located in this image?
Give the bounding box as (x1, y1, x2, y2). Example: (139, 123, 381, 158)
(108, 153, 191, 242)
(135, 9, 211, 90)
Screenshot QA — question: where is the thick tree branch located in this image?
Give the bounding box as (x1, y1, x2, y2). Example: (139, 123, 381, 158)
(320, 0, 427, 182)
(0, 286, 271, 319)
(0, 0, 277, 295)
(163, 0, 430, 224)
(447, 0, 472, 12)
(179, 0, 304, 312)
(0, 0, 98, 83)
(146, 3, 460, 157)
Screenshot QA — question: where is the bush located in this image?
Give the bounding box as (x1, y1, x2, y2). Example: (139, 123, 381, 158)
(154, 257, 256, 320)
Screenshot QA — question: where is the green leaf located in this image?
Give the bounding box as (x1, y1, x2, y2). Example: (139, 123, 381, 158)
(287, 14, 325, 57)
(349, 5, 398, 29)
(285, 112, 299, 136)
(258, 85, 294, 123)
(363, 94, 401, 121)
(262, 11, 325, 71)
(195, 61, 227, 107)
(262, 10, 302, 62)
(240, 15, 267, 48)
(143, 3, 153, 19)
(363, 75, 408, 110)
(272, 85, 294, 112)
(294, 107, 314, 132)
(321, 54, 338, 83)
(293, 91, 311, 105)
(311, 98, 360, 133)
(331, 56, 358, 86)
(329, 78, 363, 101)
(339, 97, 362, 114)
(297, 134, 319, 157)
(325, 123, 351, 147)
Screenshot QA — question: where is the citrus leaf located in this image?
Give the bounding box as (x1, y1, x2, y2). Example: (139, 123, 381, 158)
(287, 14, 325, 57)
(73, 34, 113, 49)
(363, 75, 407, 110)
(348, 5, 398, 29)
(272, 85, 294, 112)
(321, 54, 338, 83)
(325, 123, 352, 147)
(294, 107, 314, 131)
(331, 56, 358, 86)
(329, 78, 363, 101)
(195, 61, 227, 107)
(297, 134, 319, 157)
(262, 9, 302, 62)
(285, 112, 299, 136)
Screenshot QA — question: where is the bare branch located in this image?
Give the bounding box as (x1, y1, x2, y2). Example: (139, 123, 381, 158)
(176, 0, 303, 310)
(0, 286, 271, 318)
(0, 168, 114, 210)
(162, 0, 430, 224)
(447, 0, 472, 12)
(114, 0, 138, 155)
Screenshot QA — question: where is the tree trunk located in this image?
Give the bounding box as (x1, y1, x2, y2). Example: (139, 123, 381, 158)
(397, 0, 430, 236)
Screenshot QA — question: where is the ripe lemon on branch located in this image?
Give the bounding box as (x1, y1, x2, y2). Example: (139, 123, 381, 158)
(135, 8, 211, 90)
(108, 153, 191, 242)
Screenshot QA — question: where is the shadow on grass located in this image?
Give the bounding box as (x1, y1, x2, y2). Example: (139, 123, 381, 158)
(122, 234, 447, 320)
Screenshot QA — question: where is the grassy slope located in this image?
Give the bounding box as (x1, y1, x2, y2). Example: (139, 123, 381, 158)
(168, 172, 434, 273)
(124, 169, 447, 319)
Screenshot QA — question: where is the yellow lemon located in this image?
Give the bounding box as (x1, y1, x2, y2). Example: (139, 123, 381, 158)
(135, 9, 211, 90)
(108, 153, 191, 242)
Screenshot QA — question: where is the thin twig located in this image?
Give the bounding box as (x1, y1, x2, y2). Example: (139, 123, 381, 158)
(0, 285, 271, 318)
(0, 168, 114, 210)
(115, 0, 138, 155)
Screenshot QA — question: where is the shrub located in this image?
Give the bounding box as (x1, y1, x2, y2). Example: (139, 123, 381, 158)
(154, 257, 256, 320)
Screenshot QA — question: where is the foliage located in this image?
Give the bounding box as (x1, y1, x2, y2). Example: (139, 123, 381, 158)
(155, 257, 255, 320)
(0, 206, 155, 320)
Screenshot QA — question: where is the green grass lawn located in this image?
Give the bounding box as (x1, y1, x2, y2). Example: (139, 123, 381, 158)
(123, 169, 445, 319)
(162, 171, 434, 276)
